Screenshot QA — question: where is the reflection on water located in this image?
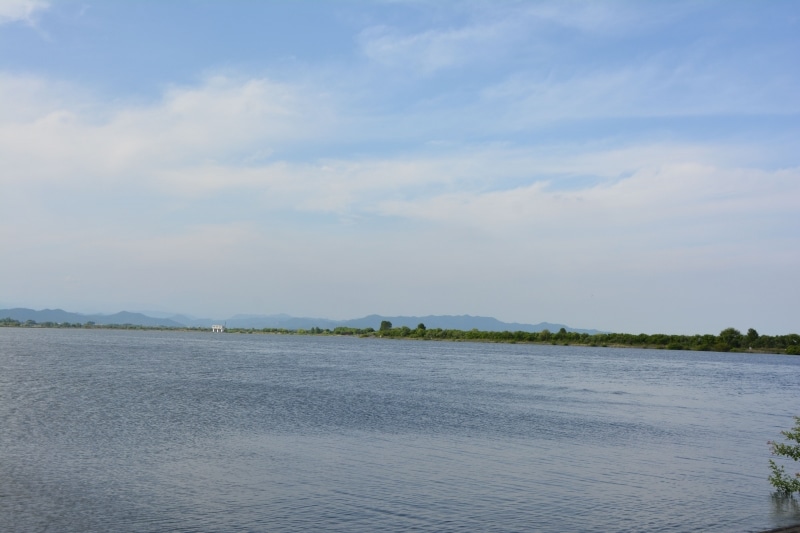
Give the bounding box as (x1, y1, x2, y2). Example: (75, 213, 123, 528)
(771, 494, 800, 526)
(1, 328, 799, 532)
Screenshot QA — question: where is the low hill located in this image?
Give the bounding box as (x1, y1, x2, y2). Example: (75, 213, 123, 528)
(0, 308, 599, 334)
(217, 313, 599, 334)
(0, 308, 184, 327)
(337, 314, 600, 334)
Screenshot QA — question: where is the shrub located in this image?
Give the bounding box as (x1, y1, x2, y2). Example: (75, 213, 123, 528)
(769, 417, 800, 495)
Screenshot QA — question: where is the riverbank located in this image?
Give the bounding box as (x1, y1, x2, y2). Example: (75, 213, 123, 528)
(763, 525, 800, 532)
(2, 320, 799, 355)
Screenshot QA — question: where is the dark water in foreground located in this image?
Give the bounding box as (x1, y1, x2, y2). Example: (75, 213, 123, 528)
(1, 328, 799, 532)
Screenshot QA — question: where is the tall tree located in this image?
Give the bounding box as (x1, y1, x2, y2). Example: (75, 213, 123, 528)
(719, 327, 743, 349)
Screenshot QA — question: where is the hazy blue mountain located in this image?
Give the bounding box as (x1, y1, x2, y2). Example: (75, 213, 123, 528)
(336, 314, 600, 334)
(0, 308, 184, 327)
(221, 314, 317, 329)
(1, 308, 78, 323)
(100, 312, 185, 327)
(1, 308, 600, 334)
(163, 314, 214, 327)
(261, 317, 339, 330)
(212, 313, 599, 334)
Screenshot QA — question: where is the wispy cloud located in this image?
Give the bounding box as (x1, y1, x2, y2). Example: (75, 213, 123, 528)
(0, 0, 48, 25)
(481, 61, 800, 125)
(2, 1, 798, 331)
(359, 21, 510, 73)
(356, 1, 698, 75)
(0, 74, 335, 186)
(3, 70, 795, 260)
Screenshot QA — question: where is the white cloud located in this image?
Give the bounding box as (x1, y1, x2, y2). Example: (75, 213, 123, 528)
(0, 0, 48, 24)
(3, 72, 795, 245)
(1, 62, 798, 331)
(0, 74, 335, 187)
(373, 150, 800, 269)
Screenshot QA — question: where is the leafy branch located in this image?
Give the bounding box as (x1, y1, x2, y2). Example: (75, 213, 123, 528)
(769, 417, 800, 495)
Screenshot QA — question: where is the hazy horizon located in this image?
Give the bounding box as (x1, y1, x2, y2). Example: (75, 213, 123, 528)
(2, 305, 795, 337)
(2, 1, 798, 335)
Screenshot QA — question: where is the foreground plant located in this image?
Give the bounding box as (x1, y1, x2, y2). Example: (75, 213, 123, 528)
(769, 416, 800, 495)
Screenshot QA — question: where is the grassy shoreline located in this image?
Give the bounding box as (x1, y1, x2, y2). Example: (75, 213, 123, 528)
(3, 319, 798, 355)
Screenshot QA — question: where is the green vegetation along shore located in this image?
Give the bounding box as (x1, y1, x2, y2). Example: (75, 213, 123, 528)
(2, 317, 798, 355)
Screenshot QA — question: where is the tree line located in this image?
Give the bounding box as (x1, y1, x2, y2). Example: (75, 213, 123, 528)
(361, 322, 799, 354)
(2, 317, 798, 354)
(224, 321, 799, 354)
(0, 318, 191, 331)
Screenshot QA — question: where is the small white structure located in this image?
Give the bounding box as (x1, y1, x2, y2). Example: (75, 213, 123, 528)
(211, 324, 225, 333)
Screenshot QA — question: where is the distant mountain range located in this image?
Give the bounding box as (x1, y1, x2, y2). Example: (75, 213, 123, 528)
(0, 308, 186, 328)
(0, 308, 601, 334)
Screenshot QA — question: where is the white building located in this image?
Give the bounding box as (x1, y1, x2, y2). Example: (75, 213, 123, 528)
(211, 324, 225, 333)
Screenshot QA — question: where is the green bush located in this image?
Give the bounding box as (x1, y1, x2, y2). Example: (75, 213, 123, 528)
(769, 417, 800, 495)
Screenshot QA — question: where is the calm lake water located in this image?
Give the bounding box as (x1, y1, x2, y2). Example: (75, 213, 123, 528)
(1, 328, 799, 532)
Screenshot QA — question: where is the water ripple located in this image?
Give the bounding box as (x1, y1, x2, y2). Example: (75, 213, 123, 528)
(1, 329, 799, 532)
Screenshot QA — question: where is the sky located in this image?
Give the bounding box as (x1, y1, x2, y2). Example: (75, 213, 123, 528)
(1, 0, 798, 334)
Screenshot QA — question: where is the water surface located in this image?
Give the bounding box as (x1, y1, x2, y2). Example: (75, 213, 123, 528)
(1, 328, 799, 532)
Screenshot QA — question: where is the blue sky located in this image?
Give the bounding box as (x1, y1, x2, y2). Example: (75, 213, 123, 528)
(1, 0, 798, 334)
